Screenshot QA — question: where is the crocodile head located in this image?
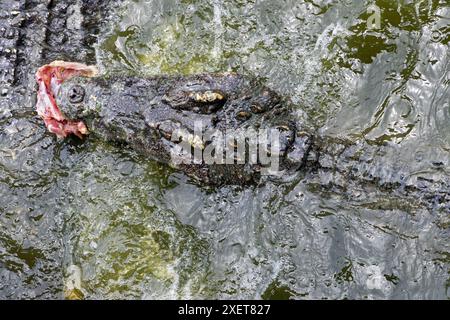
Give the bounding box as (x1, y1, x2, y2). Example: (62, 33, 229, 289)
(42, 61, 312, 184)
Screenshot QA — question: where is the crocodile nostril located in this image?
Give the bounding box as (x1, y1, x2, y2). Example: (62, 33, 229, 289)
(68, 85, 85, 104)
(236, 111, 252, 120)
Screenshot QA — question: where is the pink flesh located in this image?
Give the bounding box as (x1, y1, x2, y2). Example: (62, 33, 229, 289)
(35, 61, 98, 138)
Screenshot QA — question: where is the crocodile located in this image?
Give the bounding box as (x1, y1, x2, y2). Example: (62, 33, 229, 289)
(35, 61, 449, 213)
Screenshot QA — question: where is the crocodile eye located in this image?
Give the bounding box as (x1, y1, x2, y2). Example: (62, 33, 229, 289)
(68, 85, 85, 104)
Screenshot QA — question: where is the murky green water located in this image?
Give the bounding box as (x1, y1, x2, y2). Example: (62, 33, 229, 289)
(1, 0, 449, 299)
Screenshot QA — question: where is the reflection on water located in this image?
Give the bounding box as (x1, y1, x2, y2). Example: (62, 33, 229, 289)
(0, 0, 449, 299)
